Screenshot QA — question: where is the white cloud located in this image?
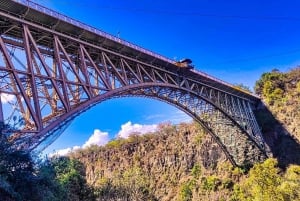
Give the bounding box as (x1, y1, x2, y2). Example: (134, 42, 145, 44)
(117, 121, 158, 139)
(0, 93, 15, 103)
(49, 129, 109, 156)
(83, 129, 110, 148)
(49, 146, 80, 157)
(49, 122, 158, 156)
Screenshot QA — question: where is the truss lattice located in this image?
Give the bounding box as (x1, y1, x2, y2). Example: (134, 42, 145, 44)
(0, 0, 268, 166)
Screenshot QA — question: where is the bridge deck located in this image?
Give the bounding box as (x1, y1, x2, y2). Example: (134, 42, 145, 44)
(0, 0, 260, 102)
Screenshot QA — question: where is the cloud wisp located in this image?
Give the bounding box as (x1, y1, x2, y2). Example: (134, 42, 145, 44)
(117, 121, 158, 139)
(144, 110, 193, 125)
(49, 146, 81, 157)
(144, 114, 166, 121)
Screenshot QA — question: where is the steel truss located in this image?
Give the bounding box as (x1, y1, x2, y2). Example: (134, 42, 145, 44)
(0, 4, 268, 166)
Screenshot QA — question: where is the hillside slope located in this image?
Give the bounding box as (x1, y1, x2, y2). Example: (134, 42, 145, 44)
(70, 122, 233, 200)
(70, 121, 300, 201)
(67, 67, 300, 200)
(254, 67, 300, 166)
(255, 67, 300, 140)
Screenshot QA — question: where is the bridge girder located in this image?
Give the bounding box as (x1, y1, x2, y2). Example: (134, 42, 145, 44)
(0, 1, 268, 166)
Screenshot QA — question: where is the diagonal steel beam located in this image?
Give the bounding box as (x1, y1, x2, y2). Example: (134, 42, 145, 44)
(53, 35, 71, 111)
(138, 64, 155, 82)
(0, 36, 39, 129)
(23, 26, 70, 112)
(80, 45, 111, 90)
(55, 36, 92, 99)
(23, 24, 43, 130)
(121, 59, 142, 83)
(79, 45, 94, 96)
(119, 59, 129, 84)
(102, 52, 127, 87)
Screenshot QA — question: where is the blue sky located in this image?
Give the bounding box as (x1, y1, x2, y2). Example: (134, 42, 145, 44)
(33, 0, 300, 154)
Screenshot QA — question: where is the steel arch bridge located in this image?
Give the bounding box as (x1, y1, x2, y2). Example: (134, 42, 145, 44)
(0, 0, 268, 166)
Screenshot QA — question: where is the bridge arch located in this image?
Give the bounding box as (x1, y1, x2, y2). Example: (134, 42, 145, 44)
(30, 83, 267, 166)
(0, 0, 268, 166)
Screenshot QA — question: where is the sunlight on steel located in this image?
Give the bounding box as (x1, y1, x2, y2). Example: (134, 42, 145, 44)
(0, 0, 269, 166)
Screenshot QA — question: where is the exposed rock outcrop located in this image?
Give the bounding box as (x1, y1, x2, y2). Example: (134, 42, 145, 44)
(70, 122, 227, 200)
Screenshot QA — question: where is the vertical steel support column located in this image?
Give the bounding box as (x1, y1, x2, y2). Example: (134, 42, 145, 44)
(53, 36, 70, 111)
(79, 45, 93, 96)
(0, 95, 4, 128)
(101, 52, 112, 89)
(247, 102, 265, 145)
(224, 94, 230, 115)
(230, 96, 240, 122)
(23, 24, 43, 130)
(240, 99, 252, 132)
(52, 62, 58, 112)
(236, 98, 246, 127)
(0, 36, 39, 128)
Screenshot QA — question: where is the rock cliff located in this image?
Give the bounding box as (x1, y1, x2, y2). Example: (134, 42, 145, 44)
(70, 122, 230, 200)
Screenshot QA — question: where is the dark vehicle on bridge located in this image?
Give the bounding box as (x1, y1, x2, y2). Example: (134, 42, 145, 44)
(174, 58, 194, 69)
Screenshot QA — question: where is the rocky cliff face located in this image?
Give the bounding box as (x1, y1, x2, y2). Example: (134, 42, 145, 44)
(254, 67, 300, 167)
(66, 67, 300, 200)
(255, 67, 300, 140)
(70, 122, 229, 200)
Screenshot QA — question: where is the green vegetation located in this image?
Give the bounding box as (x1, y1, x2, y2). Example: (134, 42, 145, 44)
(1, 67, 300, 200)
(233, 83, 253, 93)
(201, 175, 221, 192)
(95, 167, 156, 200)
(254, 67, 300, 140)
(48, 156, 94, 201)
(1, 121, 300, 201)
(191, 163, 201, 179)
(231, 158, 300, 201)
(179, 180, 194, 201)
(255, 69, 286, 105)
(0, 134, 94, 201)
(0, 135, 37, 201)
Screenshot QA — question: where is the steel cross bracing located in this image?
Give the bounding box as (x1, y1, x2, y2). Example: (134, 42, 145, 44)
(0, 0, 268, 166)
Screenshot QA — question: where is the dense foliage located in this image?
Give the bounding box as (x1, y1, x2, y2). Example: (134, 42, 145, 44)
(0, 135, 37, 201)
(0, 134, 94, 201)
(255, 67, 300, 141)
(232, 158, 300, 201)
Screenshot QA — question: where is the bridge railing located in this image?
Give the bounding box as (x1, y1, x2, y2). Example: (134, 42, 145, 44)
(190, 69, 260, 98)
(12, 0, 259, 98)
(13, 0, 175, 64)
